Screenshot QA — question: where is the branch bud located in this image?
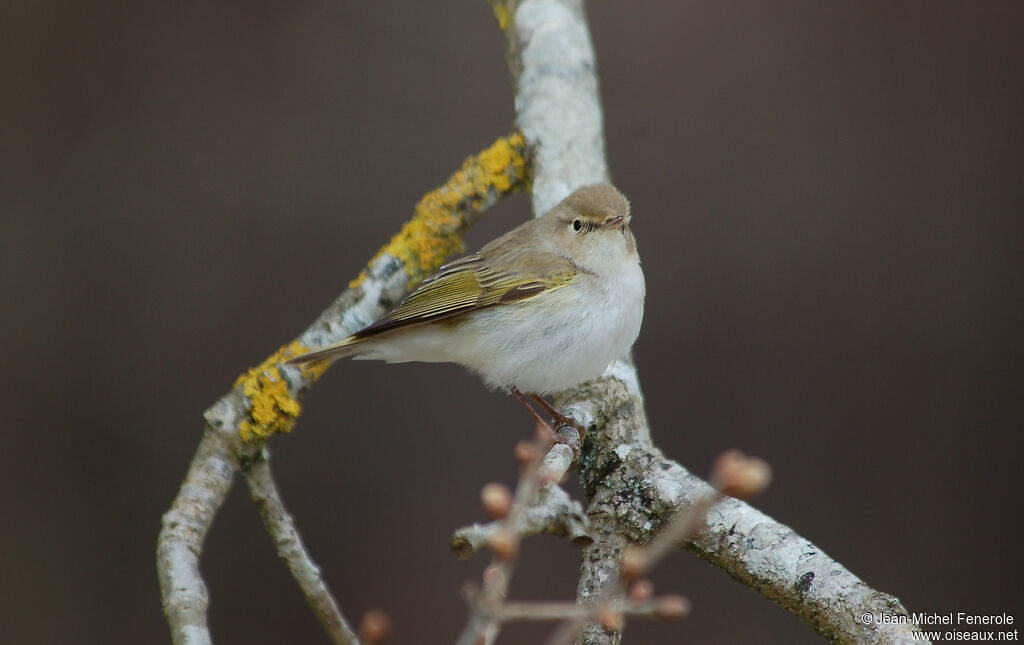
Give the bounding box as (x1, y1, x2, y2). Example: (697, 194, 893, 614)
(359, 609, 392, 643)
(654, 595, 691, 622)
(534, 421, 556, 444)
(596, 606, 624, 632)
(482, 564, 505, 587)
(487, 529, 519, 561)
(480, 483, 512, 519)
(514, 440, 538, 466)
(710, 450, 772, 499)
(620, 547, 647, 582)
(628, 578, 654, 602)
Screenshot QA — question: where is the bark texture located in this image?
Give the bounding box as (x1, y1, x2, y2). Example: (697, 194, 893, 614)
(497, 1, 925, 643)
(158, 3, 926, 643)
(157, 135, 529, 645)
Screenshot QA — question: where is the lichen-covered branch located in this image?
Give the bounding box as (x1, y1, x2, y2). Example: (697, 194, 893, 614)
(158, 1, 926, 641)
(157, 133, 530, 645)
(238, 132, 531, 443)
(565, 361, 925, 644)
(493, 2, 925, 644)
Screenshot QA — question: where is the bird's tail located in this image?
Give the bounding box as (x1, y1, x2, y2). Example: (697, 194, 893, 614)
(286, 336, 364, 368)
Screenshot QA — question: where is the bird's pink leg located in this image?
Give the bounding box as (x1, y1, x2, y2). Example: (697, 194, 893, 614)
(528, 393, 587, 444)
(509, 389, 587, 465)
(528, 391, 585, 442)
(511, 388, 554, 436)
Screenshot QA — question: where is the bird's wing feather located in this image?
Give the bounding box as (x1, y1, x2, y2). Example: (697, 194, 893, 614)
(286, 227, 575, 368)
(353, 249, 576, 338)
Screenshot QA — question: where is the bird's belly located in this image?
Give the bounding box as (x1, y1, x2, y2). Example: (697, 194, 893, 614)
(352, 265, 645, 396)
(457, 279, 644, 395)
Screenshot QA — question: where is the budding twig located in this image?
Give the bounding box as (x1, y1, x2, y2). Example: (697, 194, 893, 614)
(453, 424, 556, 645)
(538, 596, 692, 645)
(621, 450, 773, 584)
(493, 597, 690, 623)
(450, 478, 591, 559)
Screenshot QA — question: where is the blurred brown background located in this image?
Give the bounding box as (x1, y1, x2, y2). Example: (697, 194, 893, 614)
(3, 1, 1022, 643)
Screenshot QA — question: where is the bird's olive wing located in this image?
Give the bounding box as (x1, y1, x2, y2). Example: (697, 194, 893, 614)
(353, 251, 576, 338)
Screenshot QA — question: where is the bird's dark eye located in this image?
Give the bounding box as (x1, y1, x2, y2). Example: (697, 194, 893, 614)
(572, 219, 583, 232)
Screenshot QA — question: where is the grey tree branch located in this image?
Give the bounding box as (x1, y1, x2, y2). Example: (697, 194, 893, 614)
(566, 368, 925, 644)
(245, 451, 359, 645)
(494, 1, 927, 643)
(157, 395, 250, 645)
(157, 1, 926, 642)
(157, 135, 529, 645)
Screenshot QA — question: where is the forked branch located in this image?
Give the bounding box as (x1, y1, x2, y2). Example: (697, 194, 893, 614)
(157, 134, 530, 645)
(492, 1, 926, 643)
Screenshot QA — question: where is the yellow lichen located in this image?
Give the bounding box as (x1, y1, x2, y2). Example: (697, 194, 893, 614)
(348, 132, 528, 290)
(236, 341, 310, 442)
(236, 134, 529, 441)
(491, 2, 510, 31)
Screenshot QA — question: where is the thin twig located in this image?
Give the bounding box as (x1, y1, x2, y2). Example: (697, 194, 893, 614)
(618, 451, 770, 587)
(539, 597, 690, 645)
(454, 428, 555, 645)
(450, 481, 591, 559)
(158, 134, 530, 645)
(451, 409, 592, 560)
(497, 598, 688, 622)
(245, 451, 360, 645)
(623, 491, 724, 581)
(544, 615, 590, 645)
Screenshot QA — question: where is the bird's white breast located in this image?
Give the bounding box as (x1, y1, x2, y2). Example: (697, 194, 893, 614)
(351, 256, 645, 395)
(454, 258, 645, 394)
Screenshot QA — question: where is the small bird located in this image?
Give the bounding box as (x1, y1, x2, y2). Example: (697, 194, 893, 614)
(288, 184, 645, 434)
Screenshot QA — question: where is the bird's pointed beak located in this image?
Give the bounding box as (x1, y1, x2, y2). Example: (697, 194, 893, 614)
(601, 215, 625, 230)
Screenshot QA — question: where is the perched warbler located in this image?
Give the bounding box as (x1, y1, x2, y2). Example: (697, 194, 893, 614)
(288, 184, 644, 432)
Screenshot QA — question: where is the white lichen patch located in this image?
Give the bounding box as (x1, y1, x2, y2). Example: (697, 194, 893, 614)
(614, 443, 632, 461)
(339, 281, 380, 336)
(603, 358, 641, 396)
(565, 401, 595, 428)
(653, 471, 686, 504)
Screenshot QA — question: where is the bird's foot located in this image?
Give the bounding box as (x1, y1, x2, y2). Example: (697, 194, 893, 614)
(532, 395, 587, 446)
(510, 389, 587, 464)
